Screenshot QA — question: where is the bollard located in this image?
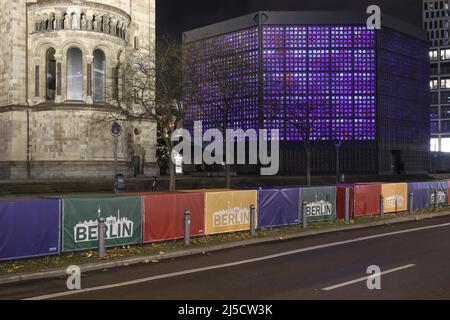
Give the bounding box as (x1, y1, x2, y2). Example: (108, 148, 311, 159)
(380, 195, 384, 218)
(184, 209, 191, 245)
(434, 190, 438, 211)
(98, 217, 106, 258)
(409, 193, 414, 215)
(250, 205, 256, 236)
(302, 201, 308, 229)
(344, 187, 350, 223)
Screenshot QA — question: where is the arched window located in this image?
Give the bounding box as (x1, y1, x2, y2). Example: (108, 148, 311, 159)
(67, 47, 83, 101)
(46, 48, 56, 101)
(93, 49, 106, 102)
(134, 36, 139, 49)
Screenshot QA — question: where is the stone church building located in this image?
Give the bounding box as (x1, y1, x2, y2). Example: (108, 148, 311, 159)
(0, 0, 158, 179)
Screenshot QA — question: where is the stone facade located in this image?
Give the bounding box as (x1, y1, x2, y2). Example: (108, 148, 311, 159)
(0, 0, 158, 179)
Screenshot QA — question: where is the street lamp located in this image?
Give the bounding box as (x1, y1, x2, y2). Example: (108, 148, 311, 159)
(111, 122, 122, 177)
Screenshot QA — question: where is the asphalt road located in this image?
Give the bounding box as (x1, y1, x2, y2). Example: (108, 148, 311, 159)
(2, 216, 450, 300)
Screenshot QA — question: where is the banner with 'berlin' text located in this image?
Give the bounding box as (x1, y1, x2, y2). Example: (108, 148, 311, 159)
(205, 190, 257, 235)
(62, 195, 142, 252)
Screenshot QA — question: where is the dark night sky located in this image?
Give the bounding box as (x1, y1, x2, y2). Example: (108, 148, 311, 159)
(156, 0, 422, 37)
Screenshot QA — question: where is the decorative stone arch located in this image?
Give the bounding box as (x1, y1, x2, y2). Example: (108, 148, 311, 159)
(61, 41, 88, 102)
(91, 43, 119, 103)
(31, 41, 59, 102)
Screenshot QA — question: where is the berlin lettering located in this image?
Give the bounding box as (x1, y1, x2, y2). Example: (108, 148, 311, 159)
(74, 212, 133, 243)
(384, 195, 405, 209)
(306, 200, 333, 217)
(213, 207, 250, 227)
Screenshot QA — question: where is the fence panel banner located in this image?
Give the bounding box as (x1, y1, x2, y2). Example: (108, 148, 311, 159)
(300, 187, 337, 223)
(62, 196, 142, 252)
(429, 181, 449, 207)
(0, 199, 60, 261)
(143, 193, 205, 243)
(354, 184, 381, 217)
(381, 183, 408, 213)
(336, 185, 354, 220)
(205, 190, 257, 235)
(257, 188, 300, 228)
(407, 182, 430, 210)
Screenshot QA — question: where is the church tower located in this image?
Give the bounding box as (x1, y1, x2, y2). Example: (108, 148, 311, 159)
(0, 0, 158, 179)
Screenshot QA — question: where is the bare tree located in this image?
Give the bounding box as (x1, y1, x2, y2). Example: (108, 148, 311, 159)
(288, 101, 329, 186)
(94, 35, 185, 191)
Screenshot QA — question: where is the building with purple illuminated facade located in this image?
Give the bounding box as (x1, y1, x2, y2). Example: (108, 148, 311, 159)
(183, 12, 430, 175)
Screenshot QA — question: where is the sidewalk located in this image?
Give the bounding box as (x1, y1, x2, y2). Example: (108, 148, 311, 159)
(1, 210, 449, 285)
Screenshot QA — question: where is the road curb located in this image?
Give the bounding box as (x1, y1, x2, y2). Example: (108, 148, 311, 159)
(1, 211, 450, 285)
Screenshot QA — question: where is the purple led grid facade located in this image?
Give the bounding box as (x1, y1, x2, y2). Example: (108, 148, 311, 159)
(185, 24, 376, 142)
(185, 27, 259, 135)
(262, 24, 376, 141)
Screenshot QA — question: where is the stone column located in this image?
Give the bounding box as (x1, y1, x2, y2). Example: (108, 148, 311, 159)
(111, 59, 119, 102)
(110, 19, 117, 36)
(85, 54, 94, 104)
(54, 54, 63, 103)
(86, 13, 94, 31)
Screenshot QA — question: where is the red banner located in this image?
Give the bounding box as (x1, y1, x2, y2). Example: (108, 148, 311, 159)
(354, 184, 382, 217)
(143, 193, 205, 243)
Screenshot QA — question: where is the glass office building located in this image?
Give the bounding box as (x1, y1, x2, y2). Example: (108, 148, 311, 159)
(184, 12, 430, 175)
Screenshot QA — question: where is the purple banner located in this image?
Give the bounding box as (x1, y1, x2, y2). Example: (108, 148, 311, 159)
(258, 188, 300, 228)
(408, 181, 448, 210)
(0, 199, 61, 261)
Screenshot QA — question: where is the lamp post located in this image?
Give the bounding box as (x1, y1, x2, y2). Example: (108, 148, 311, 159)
(111, 122, 122, 177)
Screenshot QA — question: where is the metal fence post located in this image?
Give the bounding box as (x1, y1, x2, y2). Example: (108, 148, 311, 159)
(302, 201, 308, 229)
(98, 217, 106, 258)
(250, 205, 256, 236)
(380, 195, 384, 218)
(344, 187, 350, 223)
(409, 193, 414, 215)
(184, 209, 191, 245)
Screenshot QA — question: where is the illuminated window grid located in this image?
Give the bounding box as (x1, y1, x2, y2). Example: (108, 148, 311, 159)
(308, 26, 330, 48)
(331, 96, 353, 118)
(332, 73, 353, 95)
(286, 73, 307, 95)
(331, 26, 353, 48)
(354, 118, 376, 140)
(354, 27, 375, 48)
(286, 50, 307, 72)
(263, 26, 285, 48)
(264, 73, 285, 96)
(354, 73, 376, 95)
(331, 49, 353, 72)
(354, 96, 376, 118)
(354, 49, 376, 72)
(308, 73, 330, 95)
(332, 119, 354, 141)
(263, 49, 285, 72)
(286, 26, 308, 48)
(309, 49, 330, 72)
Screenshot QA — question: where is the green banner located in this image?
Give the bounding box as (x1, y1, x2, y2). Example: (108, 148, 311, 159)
(301, 187, 337, 223)
(62, 196, 142, 252)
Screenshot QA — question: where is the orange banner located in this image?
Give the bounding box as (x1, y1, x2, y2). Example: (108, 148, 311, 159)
(381, 183, 408, 213)
(205, 190, 257, 235)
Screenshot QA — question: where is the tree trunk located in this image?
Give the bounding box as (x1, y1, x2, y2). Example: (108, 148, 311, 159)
(225, 164, 232, 189)
(305, 148, 312, 186)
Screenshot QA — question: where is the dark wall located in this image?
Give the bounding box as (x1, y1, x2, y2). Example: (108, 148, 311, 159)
(377, 28, 430, 175)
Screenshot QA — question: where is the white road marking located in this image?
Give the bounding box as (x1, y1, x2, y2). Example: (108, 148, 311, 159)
(321, 264, 416, 291)
(25, 221, 450, 300)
